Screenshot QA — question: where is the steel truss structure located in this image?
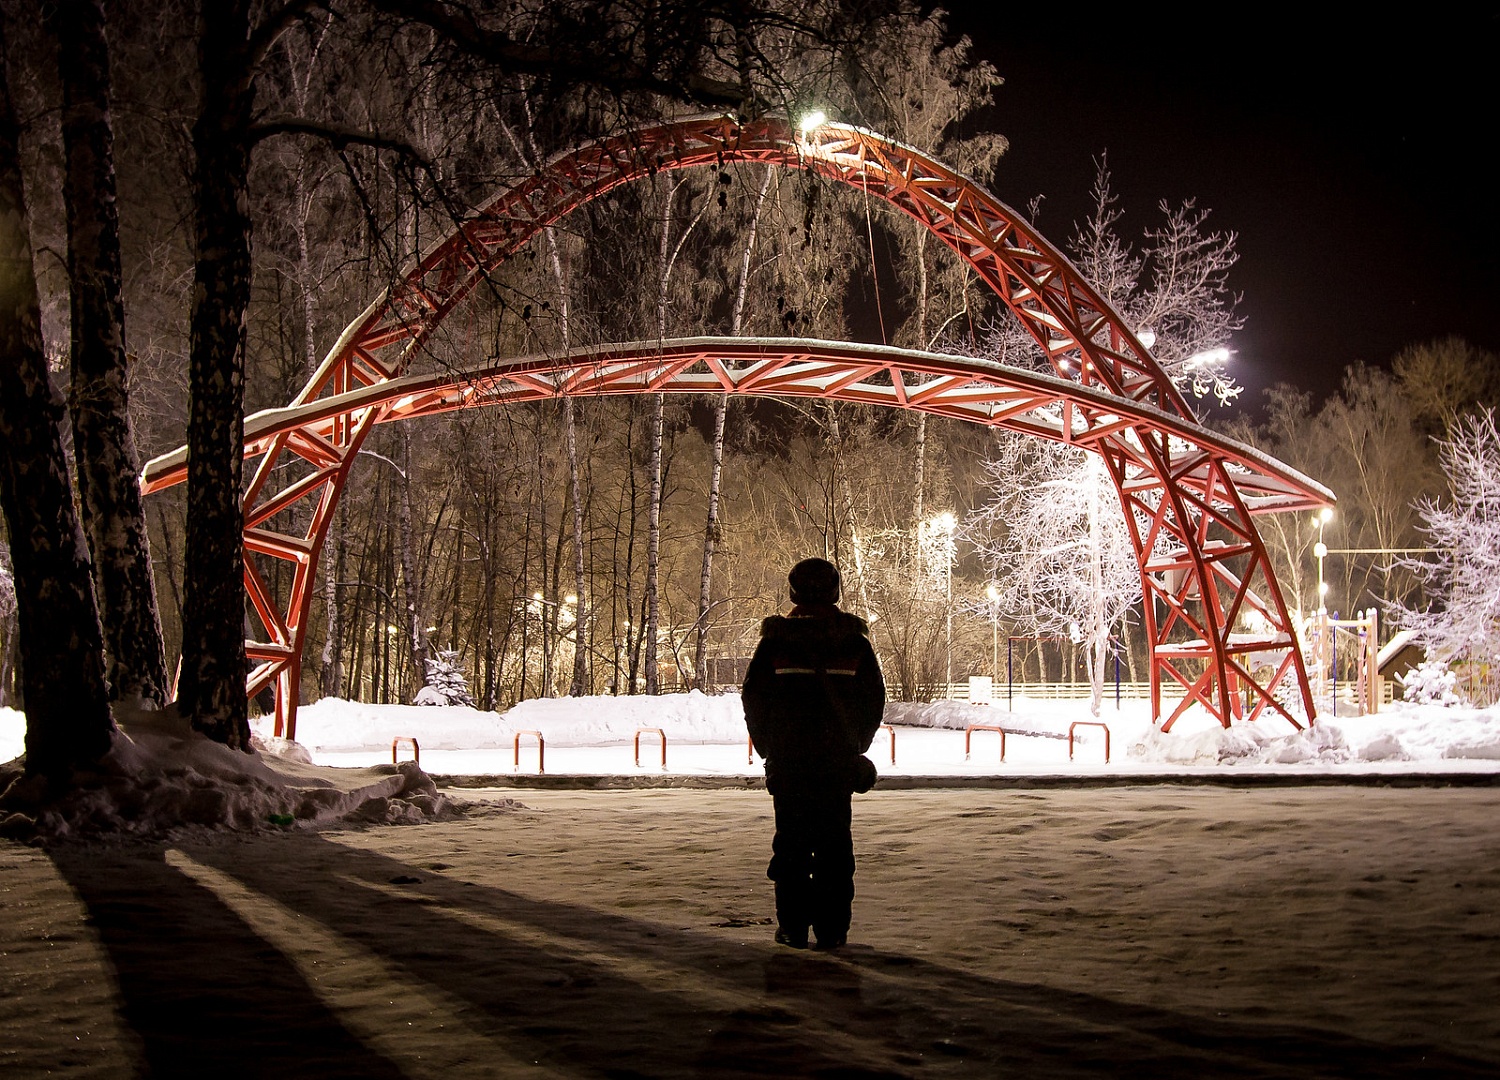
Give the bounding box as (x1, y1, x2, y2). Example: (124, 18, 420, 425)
(142, 116, 1332, 740)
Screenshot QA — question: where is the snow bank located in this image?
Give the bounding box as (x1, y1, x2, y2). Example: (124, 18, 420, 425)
(1121, 702, 1500, 768)
(272, 692, 1500, 772)
(1127, 716, 1354, 766)
(882, 699, 1079, 739)
(502, 690, 748, 745)
(0, 705, 466, 845)
(278, 689, 749, 751)
(0, 707, 23, 763)
(272, 692, 1500, 771)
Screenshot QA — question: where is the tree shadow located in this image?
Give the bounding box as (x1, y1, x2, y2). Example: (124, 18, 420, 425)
(51, 845, 408, 1079)
(168, 832, 1496, 1079)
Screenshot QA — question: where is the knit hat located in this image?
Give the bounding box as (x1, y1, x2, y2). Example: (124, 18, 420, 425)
(788, 558, 841, 605)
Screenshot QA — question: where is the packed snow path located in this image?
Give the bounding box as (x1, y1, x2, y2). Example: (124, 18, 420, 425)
(3, 787, 1497, 1076)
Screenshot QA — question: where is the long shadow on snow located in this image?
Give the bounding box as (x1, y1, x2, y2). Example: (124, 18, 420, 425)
(183, 831, 1497, 1080)
(51, 845, 408, 1079)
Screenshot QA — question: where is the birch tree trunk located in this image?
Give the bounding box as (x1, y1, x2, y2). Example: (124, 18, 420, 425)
(646, 181, 678, 695)
(398, 425, 426, 699)
(645, 387, 664, 694)
(693, 166, 772, 689)
(179, 0, 253, 749)
(541, 224, 588, 697)
(52, 0, 169, 709)
(320, 502, 344, 698)
(0, 38, 114, 775)
(283, 24, 346, 702)
(823, 405, 877, 646)
(646, 175, 708, 693)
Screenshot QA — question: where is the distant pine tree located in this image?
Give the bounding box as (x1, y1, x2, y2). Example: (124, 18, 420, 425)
(414, 650, 476, 707)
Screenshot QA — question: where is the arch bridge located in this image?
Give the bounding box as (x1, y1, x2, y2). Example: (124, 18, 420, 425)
(142, 115, 1331, 739)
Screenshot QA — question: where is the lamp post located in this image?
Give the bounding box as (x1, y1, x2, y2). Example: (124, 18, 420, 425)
(1313, 507, 1333, 614)
(1311, 507, 1333, 693)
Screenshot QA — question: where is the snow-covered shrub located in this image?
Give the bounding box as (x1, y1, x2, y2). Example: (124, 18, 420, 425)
(1396, 660, 1463, 707)
(414, 650, 476, 707)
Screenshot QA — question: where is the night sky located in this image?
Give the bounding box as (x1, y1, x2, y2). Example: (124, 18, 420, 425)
(936, 6, 1500, 410)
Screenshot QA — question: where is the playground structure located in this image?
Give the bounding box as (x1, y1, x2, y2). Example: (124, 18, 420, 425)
(1305, 608, 1382, 716)
(140, 115, 1332, 740)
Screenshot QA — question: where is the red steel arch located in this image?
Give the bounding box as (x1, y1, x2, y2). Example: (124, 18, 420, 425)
(142, 116, 1330, 739)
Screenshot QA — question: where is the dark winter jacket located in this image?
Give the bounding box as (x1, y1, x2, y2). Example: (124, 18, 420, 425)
(742, 604, 886, 793)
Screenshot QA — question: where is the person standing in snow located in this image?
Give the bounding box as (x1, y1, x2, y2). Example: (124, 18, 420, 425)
(742, 557, 885, 950)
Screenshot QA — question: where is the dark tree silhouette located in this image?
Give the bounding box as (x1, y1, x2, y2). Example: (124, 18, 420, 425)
(0, 22, 115, 777)
(51, 0, 171, 710)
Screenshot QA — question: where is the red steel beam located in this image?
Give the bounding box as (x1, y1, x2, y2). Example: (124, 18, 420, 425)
(140, 116, 1329, 740)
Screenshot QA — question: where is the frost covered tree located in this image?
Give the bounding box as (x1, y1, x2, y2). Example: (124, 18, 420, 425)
(1391, 408, 1500, 702)
(1068, 159, 1243, 406)
(965, 439, 1140, 715)
(985, 161, 1243, 407)
(1396, 660, 1462, 707)
(968, 162, 1244, 711)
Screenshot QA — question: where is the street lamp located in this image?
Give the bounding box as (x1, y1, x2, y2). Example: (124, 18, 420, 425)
(798, 110, 828, 137)
(1310, 507, 1334, 695)
(1312, 507, 1333, 614)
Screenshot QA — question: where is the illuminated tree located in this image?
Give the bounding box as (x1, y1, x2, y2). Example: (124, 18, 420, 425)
(1391, 407, 1500, 703)
(966, 440, 1139, 715)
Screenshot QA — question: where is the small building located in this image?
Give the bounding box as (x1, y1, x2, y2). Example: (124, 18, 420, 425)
(1377, 630, 1426, 703)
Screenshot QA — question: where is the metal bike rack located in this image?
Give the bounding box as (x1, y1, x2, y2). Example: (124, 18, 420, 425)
(965, 724, 1007, 762)
(513, 730, 544, 774)
(1068, 721, 1111, 764)
(391, 736, 420, 765)
(635, 727, 667, 769)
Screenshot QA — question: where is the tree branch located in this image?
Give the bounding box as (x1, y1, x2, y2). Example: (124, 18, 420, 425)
(248, 115, 435, 171)
(361, 0, 748, 107)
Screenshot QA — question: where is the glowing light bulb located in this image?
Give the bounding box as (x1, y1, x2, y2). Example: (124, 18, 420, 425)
(797, 110, 828, 136)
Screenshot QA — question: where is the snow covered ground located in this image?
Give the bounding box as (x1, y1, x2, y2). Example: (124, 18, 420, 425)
(203, 691, 1500, 778)
(5, 696, 1500, 1075)
(5, 784, 1499, 1076)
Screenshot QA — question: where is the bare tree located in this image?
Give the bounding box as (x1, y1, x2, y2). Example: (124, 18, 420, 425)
(50, 0, 170, 709)
(693, 164, 774, 688)
(1392, 336, 1500, 433)
(1253, 366, 1435, 617)
(0, 539, 15, 706)
(0, 28, 114, 775)
(854, 11, 1004, 525)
